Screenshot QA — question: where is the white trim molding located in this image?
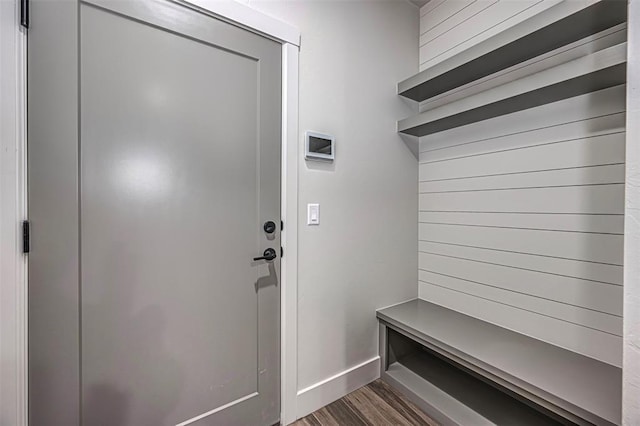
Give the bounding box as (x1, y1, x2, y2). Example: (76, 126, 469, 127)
(295, 357, 381, 420)
(624, 0, 640, 423)
(280, 43, 300, 426)
(0, 0, 28, 425)
(183, 0, 300, 46)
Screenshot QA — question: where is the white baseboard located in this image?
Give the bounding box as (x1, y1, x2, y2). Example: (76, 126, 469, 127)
(295, 356, 381, 420)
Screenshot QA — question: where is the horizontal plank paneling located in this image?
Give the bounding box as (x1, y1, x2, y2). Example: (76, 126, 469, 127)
(419, 164, 624, 193)
(418, 282, 622, 366)
(420, 0, 542, 65)
(420, 112, 625, 163)
(418, 270, 622, 335)
(420, 0, 479, 35)
(420, 0, 447, 17)
(419, 240, 623, 284)
(420, 0, 559, 68)
(419, 133, 625, 181)
(418, 211, 623, 234)
(419, 184, 624, 215)
(416, 0, 625, 365)
(418, 223, 623, 265)
(420, 85, 626, 151)
(420, 0, 498, 47)
(418, 254, 622, 314)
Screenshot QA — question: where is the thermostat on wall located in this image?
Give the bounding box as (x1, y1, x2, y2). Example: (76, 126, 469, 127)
(305, 131, 335, 162)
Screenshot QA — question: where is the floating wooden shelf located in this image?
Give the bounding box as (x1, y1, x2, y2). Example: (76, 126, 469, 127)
(397, 42, 627, 137)
(398, 0, 627, 103)
(378, 299, 622, 425)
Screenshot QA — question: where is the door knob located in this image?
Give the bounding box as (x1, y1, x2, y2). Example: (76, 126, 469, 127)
(263, 221, 277, 234)
(253, 248, 277, 262)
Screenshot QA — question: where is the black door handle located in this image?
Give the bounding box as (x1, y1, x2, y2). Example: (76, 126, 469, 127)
(253, 248, 277, 262)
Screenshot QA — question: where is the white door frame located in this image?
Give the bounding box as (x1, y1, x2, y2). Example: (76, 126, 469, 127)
(623, 0, 640, 423)
(0, 1, 28, 425)
(0, 1, 300, 424)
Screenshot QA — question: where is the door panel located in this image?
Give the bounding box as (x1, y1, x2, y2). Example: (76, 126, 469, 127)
(29, 1, 282, 425)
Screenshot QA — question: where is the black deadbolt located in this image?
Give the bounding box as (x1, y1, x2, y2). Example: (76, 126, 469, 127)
(263, 221, 277, 234)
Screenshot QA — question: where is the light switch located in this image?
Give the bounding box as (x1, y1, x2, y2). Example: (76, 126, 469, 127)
(307, 203, 320, 225)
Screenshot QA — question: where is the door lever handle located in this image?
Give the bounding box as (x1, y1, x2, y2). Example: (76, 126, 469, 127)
(253, 248, 277, 262)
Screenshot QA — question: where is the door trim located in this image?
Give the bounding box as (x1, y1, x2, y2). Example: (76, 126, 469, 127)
(281, 42, 300, 426)
(182, 0, 300, 47)
(0, 1, 28, 425)
(2, 1, 300, 425)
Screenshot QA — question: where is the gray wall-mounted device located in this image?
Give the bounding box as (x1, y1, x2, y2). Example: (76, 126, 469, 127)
(305, 131, 335, 162)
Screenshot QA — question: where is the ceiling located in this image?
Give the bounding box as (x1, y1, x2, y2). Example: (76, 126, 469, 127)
(409, 0, 430, 8)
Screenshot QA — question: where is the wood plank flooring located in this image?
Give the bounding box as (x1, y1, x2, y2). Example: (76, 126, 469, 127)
(292, 380, 439, 426)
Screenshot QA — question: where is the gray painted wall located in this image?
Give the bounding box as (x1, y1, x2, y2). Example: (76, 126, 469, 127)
(418, 0, 625, 367)
(246, 0, 420, 392)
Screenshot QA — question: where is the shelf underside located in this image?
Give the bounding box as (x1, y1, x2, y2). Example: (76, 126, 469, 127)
(398, 0, 627, 102)
(398, 43, 627, 137)
(384, 350, 567, 426)
(399, 64, 625, 137)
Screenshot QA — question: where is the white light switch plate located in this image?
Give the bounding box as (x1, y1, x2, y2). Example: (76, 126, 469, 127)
(307, 203, 320, 225)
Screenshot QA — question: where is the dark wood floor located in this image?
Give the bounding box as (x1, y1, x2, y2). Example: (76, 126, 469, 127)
(292, 379, 439, 426)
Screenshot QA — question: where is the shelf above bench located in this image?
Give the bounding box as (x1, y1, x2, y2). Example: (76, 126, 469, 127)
(398, 0, 627, 103)
(397, 42, 626, 137)
(377, 299, 622, 425)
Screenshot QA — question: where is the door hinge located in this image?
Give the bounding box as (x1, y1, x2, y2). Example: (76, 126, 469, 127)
(280, 246, 284, 258)
(281, 220, 284, 231)
(20, 0, 29, 29)
(22, 220, 30, 254)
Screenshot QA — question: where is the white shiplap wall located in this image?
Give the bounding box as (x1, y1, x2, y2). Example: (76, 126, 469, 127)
(419, 0, 563, 72)
(418, 0, 625, 367)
